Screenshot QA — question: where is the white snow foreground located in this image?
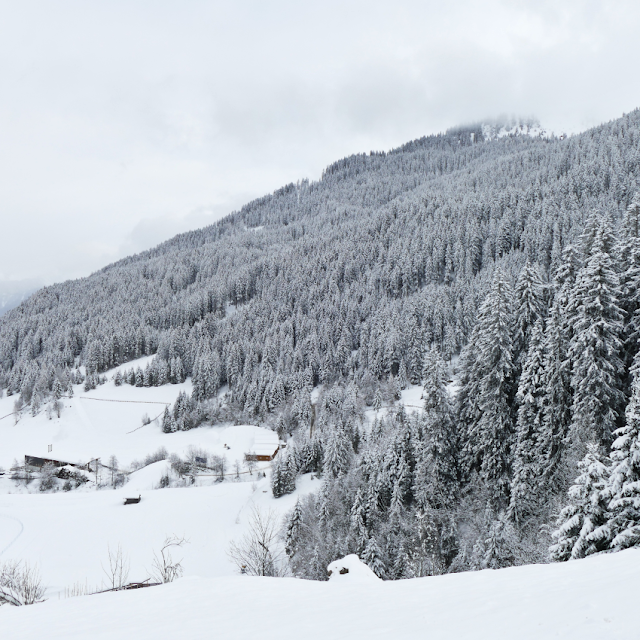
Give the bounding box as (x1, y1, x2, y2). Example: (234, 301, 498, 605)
(2, 550, 639, 640)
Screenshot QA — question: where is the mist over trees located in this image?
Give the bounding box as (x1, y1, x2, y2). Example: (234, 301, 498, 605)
(3, 112, 640, 577)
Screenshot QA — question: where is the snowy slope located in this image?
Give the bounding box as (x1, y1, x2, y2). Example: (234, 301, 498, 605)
(0, 473, 317, 594)
(0, 357, 197, 470)
(0, 357, 316, 597)
(2, 549, 639, 639)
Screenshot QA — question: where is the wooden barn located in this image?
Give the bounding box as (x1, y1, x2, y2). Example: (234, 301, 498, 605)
(24, 455, 89, 471)
(244, 443, 284, 462)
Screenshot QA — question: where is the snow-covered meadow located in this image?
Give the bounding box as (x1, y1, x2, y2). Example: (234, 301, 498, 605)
(2, 547, 639, 639)
(0, 357, 316, 597)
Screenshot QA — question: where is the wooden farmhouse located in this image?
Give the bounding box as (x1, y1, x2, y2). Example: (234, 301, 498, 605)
(244, 443, 284, 462)
(24, 455, 90, 471)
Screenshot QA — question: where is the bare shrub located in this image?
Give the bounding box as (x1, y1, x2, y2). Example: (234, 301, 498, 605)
(102, 544, 130, 590)
(210, 454, 227, 481)
(0, 561, 46, 606)
(131, 447, 168, 472)
(149, 535, 188, 583)
(64, 580, 93, 598)
(228, 507, 288, 577)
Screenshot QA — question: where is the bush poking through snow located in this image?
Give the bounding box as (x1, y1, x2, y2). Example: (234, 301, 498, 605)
(149, 535, 189, 583)
(0, 561, 46, 606)
(101, 544, 130, 591)
(228, 507, 288, 577)
(39, 463, 57, 492)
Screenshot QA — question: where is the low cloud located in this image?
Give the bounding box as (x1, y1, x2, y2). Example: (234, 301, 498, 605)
(1, 0, 639, 285)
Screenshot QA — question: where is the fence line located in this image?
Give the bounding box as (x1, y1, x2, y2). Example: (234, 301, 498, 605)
(79, 397, 171, 406)
(0, 394, 171, 424)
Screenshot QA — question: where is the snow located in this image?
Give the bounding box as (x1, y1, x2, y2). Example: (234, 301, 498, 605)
(0, 356, 273, 472)
(126, 460, 173, 491)
(481, 119, 552, 141)
(2, 549, 640, 639)
(328, 554, 380, 583)
(0, 471, 318, 595)
(0, 357, 195, 470)
(0, 356, 316, 599)
(398, 384, 424, 411)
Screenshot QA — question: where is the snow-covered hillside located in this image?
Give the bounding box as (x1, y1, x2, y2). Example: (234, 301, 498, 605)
(0, 357, 317, 597)
(2, 549, 638, 639)
(0, 357, 282, 472)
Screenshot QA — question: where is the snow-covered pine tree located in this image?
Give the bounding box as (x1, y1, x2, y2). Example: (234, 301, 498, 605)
(52, 378, 64, 400)
(161, 407, 176, 434)
(568, 218, 625, 447)
(349, 487, 369, 555)
(596, 364, 640, 551)
(323, 427, 353, 479)
(513, 261, 546, 367)
(617, 197, 640, 375)
(481, 515, 520, 569)
(509, 319, 546, 522)
(549, 443, 610, 561)
(536, 302, 572, 489)
(284, 499, 304, 558)
(420, 347, 458, 507)
(271, 453, 296, 498)
(460, 268, 516, 506)
(362, 535, 386, 578)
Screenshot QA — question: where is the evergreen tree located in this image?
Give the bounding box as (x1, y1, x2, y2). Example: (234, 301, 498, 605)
(271, 453, 296, 498)
(568, 218, 625, 447)
(460, 269, 516, 505)
(420, 347, 458, 506)
(362, 535, 386, 578)
(549, 444, 610, 561)
(323, 427, 353, 478)
(161, 407, 176, 434)
(514, 261, 546, 364)
(481, 515, 520, 569)
(285, 499, 304, 558)
(52, 378, 64, 400)
(617, 197, 640, 373)
(597, 366, 640, 550)
(537, 301, 573, 489)
(349, 488, 369, 554)
(509, 319, 546, 522)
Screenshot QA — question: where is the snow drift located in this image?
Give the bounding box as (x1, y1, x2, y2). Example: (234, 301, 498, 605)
(2, 549, 639, 639)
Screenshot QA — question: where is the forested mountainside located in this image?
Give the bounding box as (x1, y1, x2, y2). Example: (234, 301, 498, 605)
(3, 111, 640, 577)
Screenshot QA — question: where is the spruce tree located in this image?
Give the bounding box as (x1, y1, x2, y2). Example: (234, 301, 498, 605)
(617, 197, 640, 374)
(421, 347, 458, 506)
(460, 269, 516, 505)
(285, 499, 304, 558)
(324, 427, 352, 478)
(509, 319, 546, 522)
(537, 302, 572, 489)
(549, 444, 610, 561)
(362, 535, 386, 578)
(568, 219, 625, 447)
(514, 261, 546, 364)
(598, 366, 640, 550)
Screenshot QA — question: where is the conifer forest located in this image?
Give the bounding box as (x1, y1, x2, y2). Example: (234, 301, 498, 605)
(3, 111, 640, 579)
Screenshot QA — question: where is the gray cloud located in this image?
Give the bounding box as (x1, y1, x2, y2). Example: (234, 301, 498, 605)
(1, 0, 639, 284)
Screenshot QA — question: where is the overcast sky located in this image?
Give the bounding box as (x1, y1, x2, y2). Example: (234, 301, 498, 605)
(2, 0, 640, 288)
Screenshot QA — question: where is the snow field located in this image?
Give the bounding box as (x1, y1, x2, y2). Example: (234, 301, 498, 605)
(2, 548, 639, 639)
(0, 471, 318, 595)
(0, 356, 314, 599)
